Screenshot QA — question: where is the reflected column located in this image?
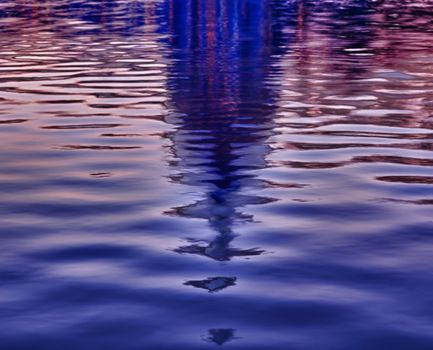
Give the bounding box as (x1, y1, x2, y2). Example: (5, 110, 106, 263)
(162, 0, 285, 282)
(160, 1, 294, 343)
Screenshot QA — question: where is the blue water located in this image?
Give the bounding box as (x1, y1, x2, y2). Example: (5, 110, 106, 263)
(1, 1, 433, 349)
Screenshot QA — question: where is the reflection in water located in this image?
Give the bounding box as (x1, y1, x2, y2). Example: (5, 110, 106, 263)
(184, 277, 237, 293)
(164, 0, 281, 263)
(174, 234, 265, 262)
(0, 0, 160, 37)
(1, 1, 433, 349)
(204, 329, 238, 346)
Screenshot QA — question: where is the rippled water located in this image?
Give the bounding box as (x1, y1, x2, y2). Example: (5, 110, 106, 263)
(1, 1, 433, 349)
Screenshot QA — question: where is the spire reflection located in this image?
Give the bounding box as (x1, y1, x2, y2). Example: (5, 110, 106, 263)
(163, 0, 283, 263)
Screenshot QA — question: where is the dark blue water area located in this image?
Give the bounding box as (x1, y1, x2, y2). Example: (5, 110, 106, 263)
(1, 0, 433, 349)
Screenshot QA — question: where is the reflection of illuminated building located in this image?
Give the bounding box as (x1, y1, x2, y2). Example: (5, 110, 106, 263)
(163, 0, 286, 263)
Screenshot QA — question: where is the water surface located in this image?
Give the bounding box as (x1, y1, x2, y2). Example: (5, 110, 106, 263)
(1, 1, 433, 349)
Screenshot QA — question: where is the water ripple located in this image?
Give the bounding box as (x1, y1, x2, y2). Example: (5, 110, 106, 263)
(1, 0, 433, 349)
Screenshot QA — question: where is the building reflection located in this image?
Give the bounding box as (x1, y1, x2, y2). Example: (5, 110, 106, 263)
(162, 0, 288, 263)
